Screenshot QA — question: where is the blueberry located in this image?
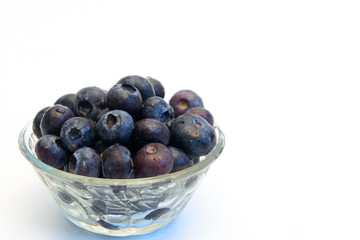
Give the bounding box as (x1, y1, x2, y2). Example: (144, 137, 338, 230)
(60, 117, 96, 152)
(96, 110, 134, 145)
(32, 106, 50, 138)
(54, 93, 75, 112)
(106, 83, 142, 116)
(40, 105, 75, 136)
(168, 146, 194, 173)
(185, 107, 214, 126)
(147, 76, 165, 98)
(74, 86, 107, 120)
(117, 75, 155, 100)
(134, 143, 174, 178)
(141, 96, 175, 126)
(171, 113, 216, 157)
(69, 147, 101, 177)
(128, 118, 171, 152)
(35, 135, 69, 169)
(169, 89, 204, 117)
(102, 144, 134, 179)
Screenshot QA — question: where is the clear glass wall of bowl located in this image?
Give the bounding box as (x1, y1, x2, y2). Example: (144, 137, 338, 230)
(19, 122, 225, 237)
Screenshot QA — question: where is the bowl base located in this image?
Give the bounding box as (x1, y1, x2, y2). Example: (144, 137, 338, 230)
(65, 212, 177, 237)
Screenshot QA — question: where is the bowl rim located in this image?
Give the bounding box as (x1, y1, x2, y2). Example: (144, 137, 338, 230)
(18, 121, 225, 187)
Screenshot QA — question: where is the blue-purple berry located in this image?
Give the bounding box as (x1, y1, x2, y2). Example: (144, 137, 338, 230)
(69, 147, 101, 177)
(117, 75, 155, 100)
(40, 105, 74, 136)
(102, 144, 134, 179)
(147, 76, 165, 98)
(74, 86, 107, 120)
(60, 117, 96, 152)
(96, 110, 134, 145)
(106, 83, 142, 116)
(169, 146, 194, 173)
(171, 113, 215, 157)
(32, 106, 50, 138)
(141, 96, 175, 126)
(35, 134, 69, 169)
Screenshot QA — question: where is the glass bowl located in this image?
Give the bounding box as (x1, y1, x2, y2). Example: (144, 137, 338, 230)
(18, 121, 225, 237)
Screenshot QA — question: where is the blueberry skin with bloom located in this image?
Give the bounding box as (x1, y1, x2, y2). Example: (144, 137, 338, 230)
(134, 143, 174, 178)
(60, 117, 96, 152)
(40, 105, 75, 136)
(147, 76, 165, 98)
(128, 118, 171, 152)
(32, 106, 50, 138)
(169, 89, 204, 117)
(141, 96, 175, 126)
(106, 83, 143, 116)
(185, 107, 214, 126)
(102, 144, 134, 179)
(35, 134, 69, 169)
(96, 110, 134, 145)
(117, 75, 155, 100)
(171, 113, 216, 157)
(69, 147, 101, 177)
(54, 93, 75, 112)
(168, 146, 194, 173)
(74, 86, 107, 120)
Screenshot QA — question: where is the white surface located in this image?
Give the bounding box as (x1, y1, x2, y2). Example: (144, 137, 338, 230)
(1, 0, 360, 239)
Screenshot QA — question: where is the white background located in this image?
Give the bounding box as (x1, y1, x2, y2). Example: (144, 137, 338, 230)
(1, 0, 360, 239)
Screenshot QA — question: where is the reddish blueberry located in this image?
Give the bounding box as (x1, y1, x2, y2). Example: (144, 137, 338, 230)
(134, 143, 174, 178)
(185, 107, 214, 126)
(169, 89, 204, 117)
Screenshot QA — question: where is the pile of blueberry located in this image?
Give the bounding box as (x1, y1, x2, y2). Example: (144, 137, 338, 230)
(33, 75, 216, 178)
